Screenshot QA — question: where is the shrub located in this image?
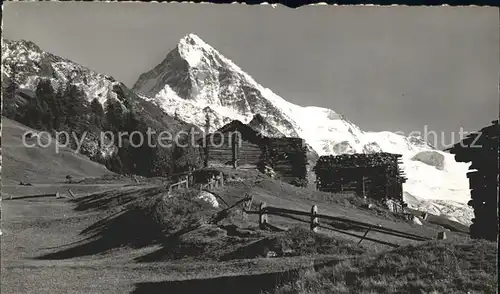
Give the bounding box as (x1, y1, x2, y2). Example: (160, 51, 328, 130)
(273, 238, 498, 294)
(271, 227, 369, 257)
(144, 188, 217, 234)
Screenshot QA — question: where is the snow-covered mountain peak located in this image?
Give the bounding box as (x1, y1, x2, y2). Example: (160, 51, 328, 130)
(133, 34, 302, 137)
(179, 33, 210, 48)
(177, 33, 213, 67)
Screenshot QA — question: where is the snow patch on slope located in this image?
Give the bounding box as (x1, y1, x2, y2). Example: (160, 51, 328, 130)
(404, 192, 473, 225)
(411, 150, 445, 170)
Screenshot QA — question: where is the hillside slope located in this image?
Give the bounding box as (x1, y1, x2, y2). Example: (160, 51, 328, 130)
(2, 38, 203, 178)
(1, 117, 113, 184)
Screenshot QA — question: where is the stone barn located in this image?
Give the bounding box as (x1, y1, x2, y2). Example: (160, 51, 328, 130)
(314, 153, 407, 205)
(200, 120, 308, 187)
(446, 120, 499, 241)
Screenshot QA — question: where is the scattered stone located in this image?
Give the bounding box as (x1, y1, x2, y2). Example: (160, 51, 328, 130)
(228, 176, 244, 182)
(263, 165, 276, 179)
(386, 199, 396, 212)
(412, 216, 423, 226)
(266, 250, 277, 258)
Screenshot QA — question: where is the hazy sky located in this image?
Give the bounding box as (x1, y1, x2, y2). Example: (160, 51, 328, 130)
(3, 3, 499, 147)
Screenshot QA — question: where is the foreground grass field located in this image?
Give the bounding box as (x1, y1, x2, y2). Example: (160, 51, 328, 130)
(1, 185, 361, 293)
(2, 173, 496, 293)
(273, 238, 498, 294)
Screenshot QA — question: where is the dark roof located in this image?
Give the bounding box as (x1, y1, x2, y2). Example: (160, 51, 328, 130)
(446, 120, 499, 153)
(200, 120, 305, 146)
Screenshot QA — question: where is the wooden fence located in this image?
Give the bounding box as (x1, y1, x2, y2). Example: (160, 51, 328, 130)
(168, 171, 225, 192)
(247, 203, 432, 248)
(168, 176, 190, 192)
(199, 172, 224, 190)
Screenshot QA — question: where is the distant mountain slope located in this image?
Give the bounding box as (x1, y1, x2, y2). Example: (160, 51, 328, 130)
(133, 33, 472, 224)
(2, 39, 118, 106)
(404, 191, 473, 226)
(1, 38, 203, 178)
(247, 113, 285, 138)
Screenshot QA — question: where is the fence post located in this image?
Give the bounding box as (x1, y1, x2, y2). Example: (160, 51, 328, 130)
(357, 225, 372, 246)
(259, 202, 268, 229)
(244, 194, 254, 211)
(67, 189, 76, 198)
(310, 205, 319, 232)
(362, 176, 366, 199)
(220, 172, 224, 187)
(232, 132, 240, 169)
(437, 231, 447, 240)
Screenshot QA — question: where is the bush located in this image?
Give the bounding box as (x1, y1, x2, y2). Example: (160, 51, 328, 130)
(271, 227, 369, 256)
(144, 188, 217, 234)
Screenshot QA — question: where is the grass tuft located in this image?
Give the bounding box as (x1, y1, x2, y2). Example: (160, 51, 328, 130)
(273, 238, 498, 294)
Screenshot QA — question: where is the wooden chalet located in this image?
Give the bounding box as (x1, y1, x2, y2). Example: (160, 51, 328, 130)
(314, 153, 407, 203)
(447, 120, 499, 241)
(200, 120, 308, 186)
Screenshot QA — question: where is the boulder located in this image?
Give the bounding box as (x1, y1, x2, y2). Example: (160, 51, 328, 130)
(197, 191, 219, 208)
(266, 250, 278, 258)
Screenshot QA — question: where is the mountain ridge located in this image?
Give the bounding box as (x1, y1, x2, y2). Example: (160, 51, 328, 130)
(2, 37, 202, 178)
